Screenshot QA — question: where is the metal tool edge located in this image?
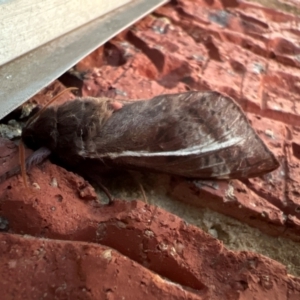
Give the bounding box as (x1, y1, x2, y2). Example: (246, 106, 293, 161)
(0, 0, 169, 120)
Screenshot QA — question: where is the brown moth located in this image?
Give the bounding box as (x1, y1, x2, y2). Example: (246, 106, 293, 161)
(18, 90, 279, 187)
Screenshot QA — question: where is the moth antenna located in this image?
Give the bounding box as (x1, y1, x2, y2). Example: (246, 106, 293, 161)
(26, 87, 78, 127)
(19, 140, 28, 189)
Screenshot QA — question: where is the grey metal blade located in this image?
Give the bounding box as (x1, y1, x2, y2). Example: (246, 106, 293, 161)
(0, 0, 168, 119)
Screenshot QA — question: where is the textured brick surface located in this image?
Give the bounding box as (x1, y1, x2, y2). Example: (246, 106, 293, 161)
(1, 0, 300, 299)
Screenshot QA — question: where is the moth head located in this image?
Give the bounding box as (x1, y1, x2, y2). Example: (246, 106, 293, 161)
(22, 108, 57, 151)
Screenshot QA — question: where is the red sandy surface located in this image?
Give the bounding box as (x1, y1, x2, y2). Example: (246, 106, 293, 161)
(1, 0, 300, 299)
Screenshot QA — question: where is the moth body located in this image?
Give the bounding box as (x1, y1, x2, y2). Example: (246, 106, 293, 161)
(21, 91, 279, 179)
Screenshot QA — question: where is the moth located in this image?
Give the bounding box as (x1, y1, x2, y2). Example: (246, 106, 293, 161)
(2, 91, 279, 201)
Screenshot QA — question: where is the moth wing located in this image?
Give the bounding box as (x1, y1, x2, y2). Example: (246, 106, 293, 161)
(81, 91, 279, 179)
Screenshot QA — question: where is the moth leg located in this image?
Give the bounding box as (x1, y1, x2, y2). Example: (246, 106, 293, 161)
(97, 181, 114, 205)
(77, 168, 115, 205)
(137, 182, 147, 203)
(127, 170, 148, 203)
(0, 146, 51, 184)
(192, 179, 220, 190)
(26, 147, 52, 168)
